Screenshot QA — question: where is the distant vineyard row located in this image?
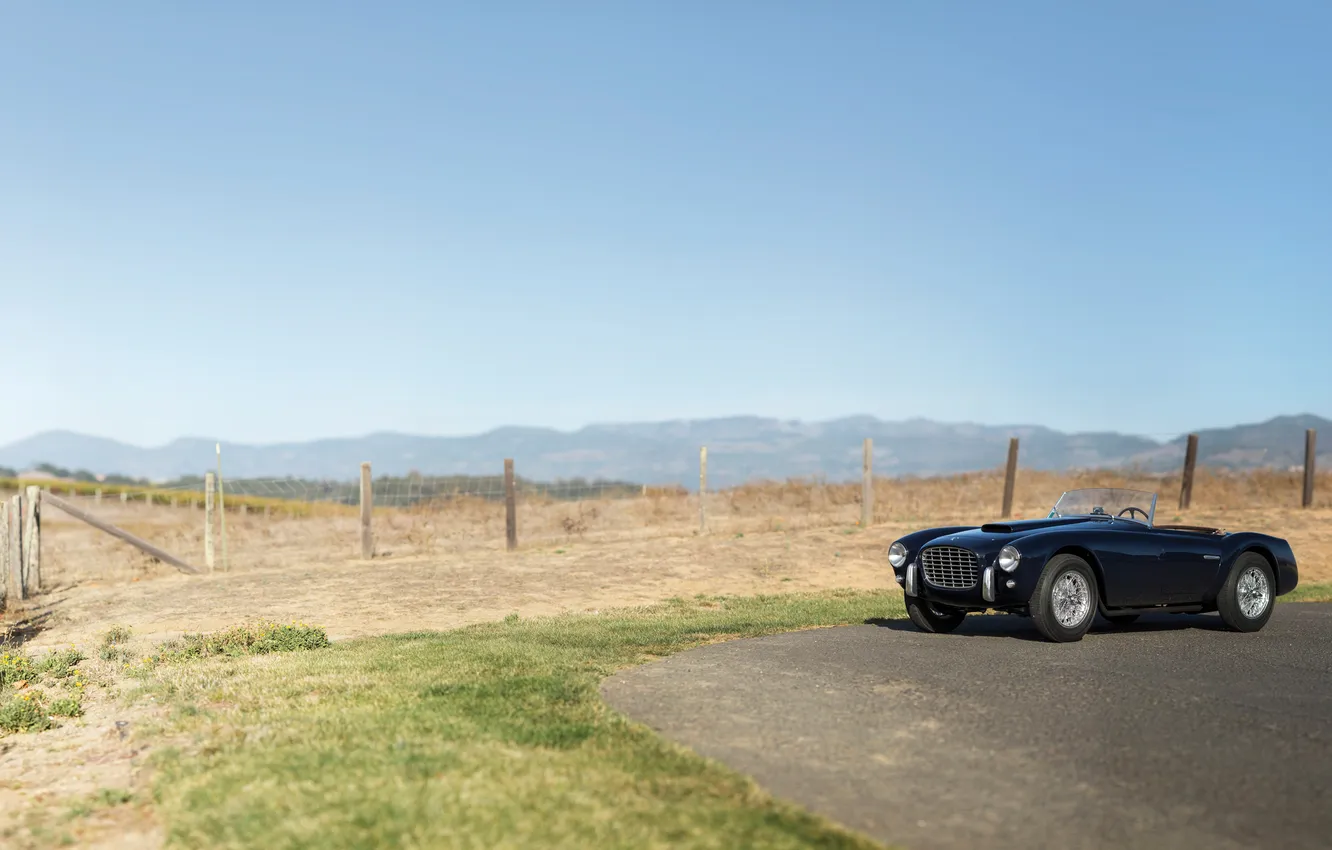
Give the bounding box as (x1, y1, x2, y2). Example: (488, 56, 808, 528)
(0, 472, 671, 516)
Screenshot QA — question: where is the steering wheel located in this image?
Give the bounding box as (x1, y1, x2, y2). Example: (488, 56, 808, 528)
(1117, 506, 1148, 521)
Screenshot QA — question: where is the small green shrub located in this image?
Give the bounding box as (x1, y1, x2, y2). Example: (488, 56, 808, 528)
(0, 693, 52, 733)
(0, 651, 36, 687)
(49, 696, 83, 718)
(101, 625, 133, 647)
(40, 648, 86, 680)
(97, 625, 135, 662)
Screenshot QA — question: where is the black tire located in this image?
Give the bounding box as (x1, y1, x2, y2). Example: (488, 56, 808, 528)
(1104, 614, 1139, 626)
(906, 599, 966, 634)
(1029, 554, 1099, 642)
(1216, 552, 1275, 632)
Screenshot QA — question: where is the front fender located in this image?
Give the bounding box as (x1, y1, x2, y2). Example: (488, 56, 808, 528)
(993, 531, 1098, 604)
(891, 526, 980, 566)
(1218, 533, 1298, 598)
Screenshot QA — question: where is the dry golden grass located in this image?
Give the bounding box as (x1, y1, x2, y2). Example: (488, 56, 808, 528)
(1, 466, 1327, 654)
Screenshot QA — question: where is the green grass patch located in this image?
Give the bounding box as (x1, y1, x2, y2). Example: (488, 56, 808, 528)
(137, 591, 903, 850)
(148, 621, 331, 664)
(1283, 581, 1332, 603)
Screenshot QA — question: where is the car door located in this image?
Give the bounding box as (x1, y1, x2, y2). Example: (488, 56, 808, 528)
(1154, 530, 1223, 603)
(1089, 527, 1165, 607)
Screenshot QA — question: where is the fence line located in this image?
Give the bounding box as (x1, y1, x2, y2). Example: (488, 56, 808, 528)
(0, 429, 1321, 568)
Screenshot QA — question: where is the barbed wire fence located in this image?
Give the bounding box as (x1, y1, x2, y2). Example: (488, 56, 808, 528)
(0, 428, 1323, 579)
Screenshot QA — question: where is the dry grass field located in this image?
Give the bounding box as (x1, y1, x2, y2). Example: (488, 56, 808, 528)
(5, 467, 1329, 652)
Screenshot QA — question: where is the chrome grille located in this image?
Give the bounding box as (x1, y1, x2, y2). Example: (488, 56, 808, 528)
(920, 546, 980, 589)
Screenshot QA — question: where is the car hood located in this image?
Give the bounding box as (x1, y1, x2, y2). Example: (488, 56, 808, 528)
(923, 516, 1114, 556)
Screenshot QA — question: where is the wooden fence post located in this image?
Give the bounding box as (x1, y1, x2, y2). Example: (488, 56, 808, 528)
(0, 499, 9, 609)
(23, 486, 39, 593)
(1304, 429, 1317, 508)
(861, 438, 873, 527)
(699, 446, 708, 533)
(360, 462, 374, 559)
(1179, 433, 1199, 510)
(1001, 437, 1019, 518)
(504, 459, 517, 551)
(204, 472, 216, 571)
(6, 494, 22, 601)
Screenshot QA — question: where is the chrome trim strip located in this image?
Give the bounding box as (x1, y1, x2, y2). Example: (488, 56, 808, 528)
(905, 560, 918, 596)
(982, 565, 995, 603)
(1203, 554, 1220, 560)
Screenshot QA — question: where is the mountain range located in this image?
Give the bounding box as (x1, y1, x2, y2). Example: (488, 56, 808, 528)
(0, 414, 1326, 489)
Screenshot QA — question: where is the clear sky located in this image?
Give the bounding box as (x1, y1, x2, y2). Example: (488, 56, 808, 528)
(2, 1, 1329, 447)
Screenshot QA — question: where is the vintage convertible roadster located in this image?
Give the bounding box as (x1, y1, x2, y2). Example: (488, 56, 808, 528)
(888, 487, 1298, 642)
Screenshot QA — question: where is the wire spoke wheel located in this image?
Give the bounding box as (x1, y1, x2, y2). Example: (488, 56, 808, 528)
(1218, 553, 1276, 633)
(1052, 572, 1091, 628)
(1237, 566, 1271, 619)
(1031, 554, 1098, 642)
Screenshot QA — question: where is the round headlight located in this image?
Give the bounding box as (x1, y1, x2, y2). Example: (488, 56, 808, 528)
(888, 541, 907, 568)
(997, 545, 1021, 573)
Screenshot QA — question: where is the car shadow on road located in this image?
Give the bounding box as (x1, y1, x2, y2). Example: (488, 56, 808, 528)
(863, 612, 1230, 641)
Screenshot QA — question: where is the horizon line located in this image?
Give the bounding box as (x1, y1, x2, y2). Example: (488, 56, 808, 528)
(2, 411, 1326, 452)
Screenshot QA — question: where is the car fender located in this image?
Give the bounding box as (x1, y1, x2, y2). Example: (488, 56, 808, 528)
(993, 529, 1110, 605)
(1216, 533, 1298, 598)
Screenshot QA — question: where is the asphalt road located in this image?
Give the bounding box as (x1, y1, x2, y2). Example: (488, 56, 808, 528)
(601, 604, 1332, 850)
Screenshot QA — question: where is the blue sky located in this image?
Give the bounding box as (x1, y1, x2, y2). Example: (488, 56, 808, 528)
(2, 1, 1329, 447)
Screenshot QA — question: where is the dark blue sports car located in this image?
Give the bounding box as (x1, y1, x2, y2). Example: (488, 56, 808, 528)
(888, 487, 1298, 642)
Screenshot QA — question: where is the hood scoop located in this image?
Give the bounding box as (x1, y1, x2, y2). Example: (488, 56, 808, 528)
(976, 516, 1100, 535)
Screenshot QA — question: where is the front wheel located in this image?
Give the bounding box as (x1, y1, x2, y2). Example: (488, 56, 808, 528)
(906, 599, 966, 634)
(1029, 554, 1099, 642)
(1216, 552, 1274, 632)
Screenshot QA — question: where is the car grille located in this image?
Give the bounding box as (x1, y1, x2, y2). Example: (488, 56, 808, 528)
(920, 546, 980, 589)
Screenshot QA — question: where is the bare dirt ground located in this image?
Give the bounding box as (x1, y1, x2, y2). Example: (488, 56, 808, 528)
(0, 468, 1327, 847)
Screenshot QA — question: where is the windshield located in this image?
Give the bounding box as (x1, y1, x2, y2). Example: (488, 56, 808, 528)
(1049, 488, 1157, 525)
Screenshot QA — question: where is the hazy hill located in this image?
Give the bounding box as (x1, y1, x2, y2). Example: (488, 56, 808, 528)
(0, 414, 1326, 489)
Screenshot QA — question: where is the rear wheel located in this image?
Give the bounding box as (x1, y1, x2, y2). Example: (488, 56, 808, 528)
(906, 599, 966, 634)
(1217, 552, 1274, 632)
(1030, 554, 1099, 642)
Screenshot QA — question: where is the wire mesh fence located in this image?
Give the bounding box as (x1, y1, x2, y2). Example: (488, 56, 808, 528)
(1, 433, 1326, 584)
